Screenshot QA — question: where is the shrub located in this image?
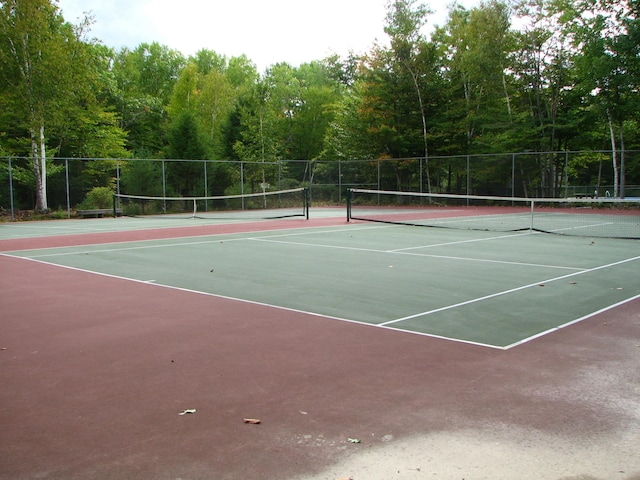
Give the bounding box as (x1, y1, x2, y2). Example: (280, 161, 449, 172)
(78, 186, 114, 209)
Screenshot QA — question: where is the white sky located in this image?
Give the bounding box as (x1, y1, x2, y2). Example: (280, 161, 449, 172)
(56, 0, 479, 73)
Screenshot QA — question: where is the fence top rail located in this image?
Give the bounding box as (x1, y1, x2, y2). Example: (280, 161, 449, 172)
(1, 149, 639, 164)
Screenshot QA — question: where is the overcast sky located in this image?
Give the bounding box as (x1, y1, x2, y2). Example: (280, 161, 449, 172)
(56, 0, 478, 72)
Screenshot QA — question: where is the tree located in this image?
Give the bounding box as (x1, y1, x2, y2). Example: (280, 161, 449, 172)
(219, 56, 260, 161)
(552, 0, 639, 197)
(384, 0, 434, 190)
(232, 76, 282, 191)
(436, 1, 514, 152)
(0, 0, 89, 210)
(290, 62, 341, 163)
(507, 0, 575, 195)
(166, 111, 207, 196)
(109, 43, 185, 157)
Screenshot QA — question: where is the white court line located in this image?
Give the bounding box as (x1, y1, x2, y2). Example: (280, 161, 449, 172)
(23, 238, 229, 258)
(252, 226, 585, 270)
(2, 254, 506, 350)
(388, 231, 532, 252)
(11, 223, 373, 257)
(394, 250, 586, 271)
(379, 255, 640, 327)
(3, 252, 637, 351)
(7, 223, 638, 349)
(551, 222, 615, 232)
(503, 293, 640, 349)
(250, 237, 587, 271)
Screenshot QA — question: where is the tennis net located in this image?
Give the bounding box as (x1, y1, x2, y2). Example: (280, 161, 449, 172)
(114, 187, 309, 220)
(346, 189, 640, 239)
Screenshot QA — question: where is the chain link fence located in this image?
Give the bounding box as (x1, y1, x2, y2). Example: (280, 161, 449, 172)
(2, 151, 639, 220)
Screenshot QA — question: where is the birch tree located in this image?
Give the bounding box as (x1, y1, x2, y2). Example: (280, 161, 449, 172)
(1, 0, 73, 210)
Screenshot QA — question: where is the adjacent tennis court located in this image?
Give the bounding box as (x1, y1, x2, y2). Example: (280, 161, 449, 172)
(1, 197, 639, 480)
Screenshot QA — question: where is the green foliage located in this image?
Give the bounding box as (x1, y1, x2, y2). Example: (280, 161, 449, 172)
(120, 159, 164, 196)
(78, 186, 113, 209)
(167, 111, 207, 161)
(1, 0, 638, 209)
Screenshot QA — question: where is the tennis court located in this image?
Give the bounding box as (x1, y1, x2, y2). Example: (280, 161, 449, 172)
(1, 199, 639, 479)
(4, 218, 639, 349)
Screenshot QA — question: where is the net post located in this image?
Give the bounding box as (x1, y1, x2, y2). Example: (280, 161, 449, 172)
(113, 193, 117, 218)
(304, 187, 310, 220)
(346, 188, 352, 222)
(529, 199, 534, 232)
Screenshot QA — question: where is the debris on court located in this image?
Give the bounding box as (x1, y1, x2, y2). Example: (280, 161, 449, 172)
(178, 409, 196, 415)
(347, 438, 361, 443)
(243, 418, 261, 424)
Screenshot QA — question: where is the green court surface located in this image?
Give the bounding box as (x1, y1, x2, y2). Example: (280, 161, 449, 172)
(0, 208, 341, 240)
(5, 221, 639, 349)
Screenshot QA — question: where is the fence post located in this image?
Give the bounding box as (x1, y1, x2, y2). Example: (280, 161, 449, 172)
(466, 155, 471, 205)
(240, 161, 244, 209)
(116, 159, 121, 198)
(203, 160, 208, 211)
(65, 159, 70, 218)
(307, 160, 313, 204)
(512, 153, 515, 204)
(8, 157, 15, 221)
(338, 160, 342, 204)
(564, 151, 569, 198)
(162, 160, 167, 213)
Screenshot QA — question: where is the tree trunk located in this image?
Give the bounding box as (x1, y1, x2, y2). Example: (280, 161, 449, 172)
(30, 124, 47, 212)
(39, 124, 47, 210)
(404, 62, 431, 194)
(501, 69, 512, 123)
(606, 109, 619, 198)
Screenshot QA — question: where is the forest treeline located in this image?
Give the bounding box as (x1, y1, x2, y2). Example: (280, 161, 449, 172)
(0, 0, 638, 211)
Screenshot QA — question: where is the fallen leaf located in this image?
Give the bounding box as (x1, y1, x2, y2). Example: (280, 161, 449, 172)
(178, 409, 196, 415)
(243, 418, 261, 424)
(347, 438, 361, 444)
